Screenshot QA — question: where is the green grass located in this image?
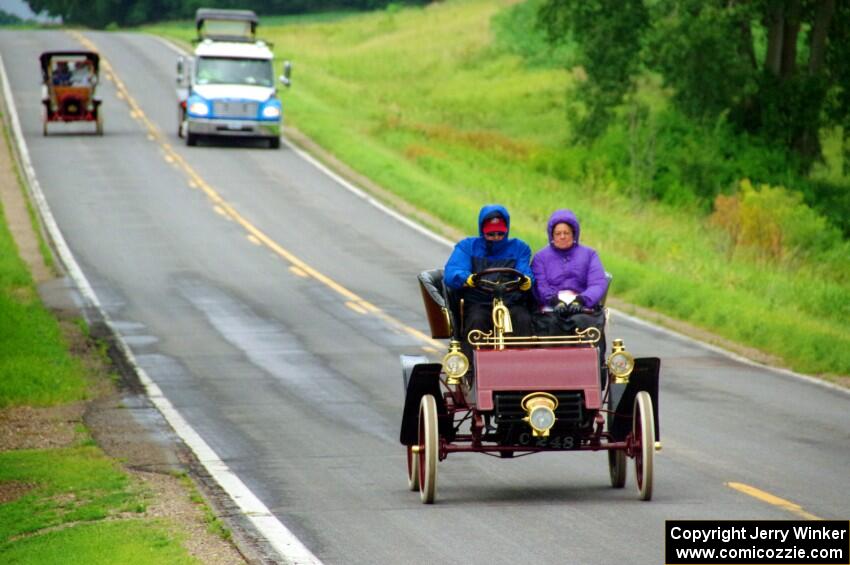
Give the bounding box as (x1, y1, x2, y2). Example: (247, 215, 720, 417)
(0, 214, 88, 407)
(0, 108, 83, 408)
(0, 448, 141, 541)
(144, 0, 850, 378)
(0, 521, 197, 564)
(0, 448, 197, 563)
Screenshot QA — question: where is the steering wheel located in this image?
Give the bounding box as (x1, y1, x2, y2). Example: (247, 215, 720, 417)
(472, 267, 526, 297)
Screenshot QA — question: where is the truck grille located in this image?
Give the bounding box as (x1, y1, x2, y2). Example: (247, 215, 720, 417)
(212, 101, 258, 119)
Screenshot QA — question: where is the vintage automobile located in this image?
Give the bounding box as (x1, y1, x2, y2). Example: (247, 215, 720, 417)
(400, 267, 661, 504)
(40, 51, 102, 136)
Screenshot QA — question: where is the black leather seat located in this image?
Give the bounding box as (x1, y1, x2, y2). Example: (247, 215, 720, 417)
(417, 269, 463, 340)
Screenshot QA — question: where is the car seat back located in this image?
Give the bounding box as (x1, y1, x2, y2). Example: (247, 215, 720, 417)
(418, 269, 453, 339)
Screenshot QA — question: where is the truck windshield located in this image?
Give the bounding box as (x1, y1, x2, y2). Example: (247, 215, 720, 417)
(195, 57, 273, 87)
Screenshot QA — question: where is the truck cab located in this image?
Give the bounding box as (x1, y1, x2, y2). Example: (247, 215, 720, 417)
(177, 9, 291, 149)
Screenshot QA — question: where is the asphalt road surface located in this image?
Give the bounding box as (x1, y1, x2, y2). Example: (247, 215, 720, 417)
(2, 30, 848, 565)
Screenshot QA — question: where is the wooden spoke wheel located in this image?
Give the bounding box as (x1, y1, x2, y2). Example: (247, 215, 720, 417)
(633, 391, 655, 501)
(417, 394, 438, 504)
(608, 449, 626, 488)
(406, 444, 419, 491)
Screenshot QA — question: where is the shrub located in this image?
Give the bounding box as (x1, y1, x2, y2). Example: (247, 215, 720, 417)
(710, 179, 843, 264)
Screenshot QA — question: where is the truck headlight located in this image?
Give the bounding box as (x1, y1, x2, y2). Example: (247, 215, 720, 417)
(188, 100, 209, 117)
(261, 105, 280, 119)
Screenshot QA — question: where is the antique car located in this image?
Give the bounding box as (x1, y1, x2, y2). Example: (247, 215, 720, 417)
(400, 267, 661, 504)
(40, 51, 102, 136)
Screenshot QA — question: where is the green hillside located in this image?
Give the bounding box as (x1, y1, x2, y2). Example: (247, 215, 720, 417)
(146, 0, 850, 379)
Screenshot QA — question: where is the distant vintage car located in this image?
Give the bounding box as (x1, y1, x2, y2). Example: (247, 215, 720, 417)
(400, 267, 661, 504)
(40, 51, 102, 136)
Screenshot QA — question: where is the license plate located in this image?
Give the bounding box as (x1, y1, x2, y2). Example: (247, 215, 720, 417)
(516, 432, 582, 450)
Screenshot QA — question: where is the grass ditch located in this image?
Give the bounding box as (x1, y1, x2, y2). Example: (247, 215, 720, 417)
(147, 0, 850, 379)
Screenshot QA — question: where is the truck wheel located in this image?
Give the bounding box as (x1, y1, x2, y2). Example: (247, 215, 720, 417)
(269, 137, 280, 149)
(187, 133, 198, 147)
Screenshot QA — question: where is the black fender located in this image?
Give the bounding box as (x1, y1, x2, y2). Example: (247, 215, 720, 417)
(608, 357, 661, 442)
(399, 358, 450, 446)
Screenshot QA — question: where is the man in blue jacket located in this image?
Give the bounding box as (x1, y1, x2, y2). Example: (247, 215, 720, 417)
(444, 205, 534, 356)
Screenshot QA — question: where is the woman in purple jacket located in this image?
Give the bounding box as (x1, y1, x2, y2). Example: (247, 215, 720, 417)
(531, 209, 608, 335)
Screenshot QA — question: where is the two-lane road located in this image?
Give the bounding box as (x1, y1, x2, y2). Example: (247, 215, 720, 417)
(2, 30, 847, 565)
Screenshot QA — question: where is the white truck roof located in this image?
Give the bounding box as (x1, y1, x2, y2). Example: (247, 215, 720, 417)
(194, 39, 273, 60)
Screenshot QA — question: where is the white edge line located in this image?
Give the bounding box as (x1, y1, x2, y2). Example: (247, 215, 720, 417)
(0, 53, 322, 565)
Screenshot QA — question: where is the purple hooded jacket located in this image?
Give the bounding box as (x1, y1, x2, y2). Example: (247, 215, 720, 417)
(531, 209, 608, 308)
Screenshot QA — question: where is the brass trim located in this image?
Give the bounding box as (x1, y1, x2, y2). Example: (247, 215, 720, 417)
(411, 445, 421, 454)
(441, 306, 452, 336)
(654, 441, 662, 452)
(468, 326, 601, 349)
(491, 298, 512, 350)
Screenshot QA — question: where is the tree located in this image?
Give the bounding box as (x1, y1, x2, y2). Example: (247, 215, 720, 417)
(540, 0, 648, 138)
(540, 0, 850, 166)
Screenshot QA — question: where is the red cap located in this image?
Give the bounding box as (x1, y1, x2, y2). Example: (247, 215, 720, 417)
(482, 217, 508, 234)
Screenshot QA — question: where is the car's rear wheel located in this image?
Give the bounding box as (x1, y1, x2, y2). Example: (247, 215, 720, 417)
(406, 445, 419, 491)
(633, 391, 655, 501)
(608, 449, 626, 488)
(187, 132, 198, 147)
(418, 394, 438, 504)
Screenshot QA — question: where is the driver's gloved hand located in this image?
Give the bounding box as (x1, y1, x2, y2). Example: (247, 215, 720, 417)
(465, 274, 477, 288)
(519, 276, 532, 291)
(553, 301, 569, 316)
(566, 298, 584, 315)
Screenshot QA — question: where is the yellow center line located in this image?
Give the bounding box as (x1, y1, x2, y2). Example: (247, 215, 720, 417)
(70, 31, 442, 349)
(726, 482, 822, 520)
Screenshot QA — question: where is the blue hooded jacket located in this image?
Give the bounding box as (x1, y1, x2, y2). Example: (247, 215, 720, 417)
(444, 205, 533, 300)
(531, 209, 608, 308)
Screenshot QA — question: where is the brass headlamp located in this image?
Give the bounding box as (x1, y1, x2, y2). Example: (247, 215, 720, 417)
(607, 338, 635, 384)
(521, 392, 559, 437)
(442, 340, 469, 385)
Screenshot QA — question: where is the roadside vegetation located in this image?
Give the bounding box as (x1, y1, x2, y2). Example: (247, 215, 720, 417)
(0, 111, 227, 562)
(146, 0, 850, 379)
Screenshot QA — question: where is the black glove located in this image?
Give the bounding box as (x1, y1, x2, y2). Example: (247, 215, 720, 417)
(566, 298, 584, 315)
(553, 301, 569, 316)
